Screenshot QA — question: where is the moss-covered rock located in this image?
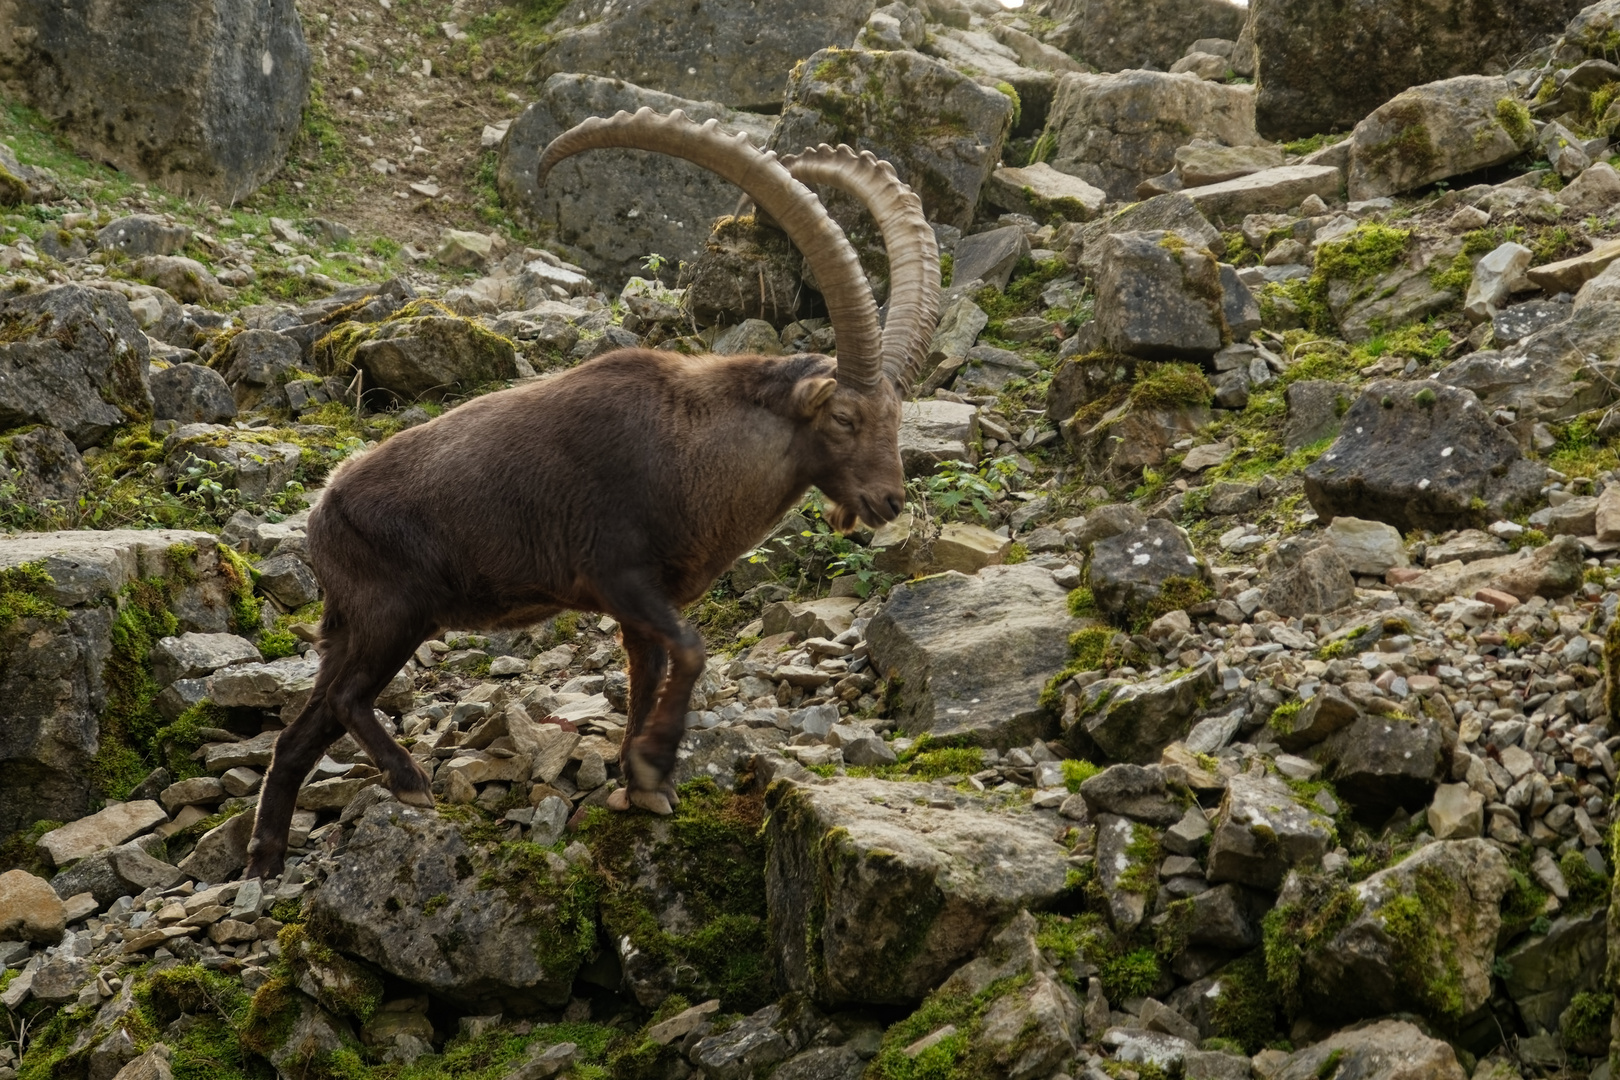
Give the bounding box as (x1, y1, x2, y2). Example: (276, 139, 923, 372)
(302, 799, 596, 1012)
(1347, 76, 1534, 201)
(1283, 838, 1510, 1026)
(313, 300, 519, 402)
(771, 47, 1014, 233)
(765, 777, 1072, 1008)
(0, 284, 153, 448)
(867, 912, 1084, 1080)
(0, 530, 230, 834)
(580, 780, 775, 1012)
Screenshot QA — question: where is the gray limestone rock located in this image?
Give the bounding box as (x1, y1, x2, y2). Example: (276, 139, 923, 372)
(1087, 518, 1212, 619)
(1043, 71, 1263, 201)
(1071, 663, 1219, 765)
(306, 802, 590, 1011)
(1269, 1019, 1467, 1080)
(771, 48, 1014, 233)
(530, 0, 875, 111)
(1205, 773, 1334, 890)
(1346, 76, 1535, 201)
(765, 777, 1071, 1006)
(0, 284, 152, 448)
(0, 0, 312, 201)
(95, 216, 192, 258)
(149, 363, 237, 425)
(866, 565, 1079, 749)
(1317, 714, 1446, 824)
(0, 530, 230, 834)
(1049, 0, 1246, 73)
(499, 75, 775, 291)
(1304, 380, 1545, 532)
(1093, 232, 1229, 361)
(1298, 839, 1510, 1023)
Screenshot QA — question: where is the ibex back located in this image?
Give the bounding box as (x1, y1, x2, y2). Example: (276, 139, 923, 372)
(246, 110, 940, 879)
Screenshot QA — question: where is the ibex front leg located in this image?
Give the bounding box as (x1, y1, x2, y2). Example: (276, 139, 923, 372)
(603, 582, 701, 815)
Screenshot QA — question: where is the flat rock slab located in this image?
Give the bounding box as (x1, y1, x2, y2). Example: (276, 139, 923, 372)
(37, 802, 167, 869)
(984, 162, 1107, 221)
(1394, 535, 1584, 605)
(1182, 164, 1343, 219)
(208, 656, 321, 708)
(866, 565, 1079, 749)
(765, 777, 1071, 1007)
(0, 529, 219, 607)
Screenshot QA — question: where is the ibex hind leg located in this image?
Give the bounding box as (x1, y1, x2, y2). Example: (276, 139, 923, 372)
(602, 580, 704, 816)
(247, 688, 344, 879)
(608, 626, 681, 814)
(324, 616, 436, 810)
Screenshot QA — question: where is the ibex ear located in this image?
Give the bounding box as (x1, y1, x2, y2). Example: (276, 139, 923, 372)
(791, 376, 838, 417)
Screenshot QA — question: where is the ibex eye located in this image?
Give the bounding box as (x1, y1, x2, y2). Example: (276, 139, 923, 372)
(833, 414, 855, 428)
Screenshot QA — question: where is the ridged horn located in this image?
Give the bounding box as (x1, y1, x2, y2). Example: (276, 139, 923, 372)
(781, 145, 940, 394)
(537, 108, 885, 390)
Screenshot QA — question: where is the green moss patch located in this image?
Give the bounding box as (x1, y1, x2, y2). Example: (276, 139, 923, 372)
(0, 561, 66, 629)
(579, 779, 774, 1011)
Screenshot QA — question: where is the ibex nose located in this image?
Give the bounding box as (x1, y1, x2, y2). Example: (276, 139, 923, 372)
(884, 493, 904, 518)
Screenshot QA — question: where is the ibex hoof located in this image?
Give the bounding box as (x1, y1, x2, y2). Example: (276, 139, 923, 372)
(395, 787, 435, 809)
(629, 787, 675, 815)
(607, 785, 675, 815)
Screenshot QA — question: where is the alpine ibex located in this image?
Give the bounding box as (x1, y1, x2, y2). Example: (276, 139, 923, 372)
(245, 109, 941, 879)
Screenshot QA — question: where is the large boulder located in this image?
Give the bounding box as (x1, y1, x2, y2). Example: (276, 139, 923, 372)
(1087, 518, 1212, 620)
(1303, 380, 1545, 532)
(498, 75, 774, 291)
(765, 777, 1071, 1006)
(0, 0, 312, 201)
(1092, 232, 1234, 360)
(1270, 1020, 1467, 1080)
(1296, 839, 1511, 1024)
(865, 565, 1079, 749)
(305, 800, 593, 1012)
(771, 48, 1015, 232)
(1251, 0, 1586, 140)
(0, 284, 152, 448)
(2, 425, 87, 510)
(1438, 300, 1620, 425)
(530, 0, 875, 111)
(1068, 662, 1219, 764)
(1043, 71, 1263, 201)
(149, 363, 236, 425)
(1345, 76, 1535, 201)
(1049, 0, 1247, 72)
(0, 530, 230, 835)
(1317, 715, 1446, 824)
(348, 317, 518, 402)
(1205, 773, 1334, 889)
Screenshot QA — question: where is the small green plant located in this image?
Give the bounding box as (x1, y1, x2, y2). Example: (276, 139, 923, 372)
(912, 457, 1021, 523)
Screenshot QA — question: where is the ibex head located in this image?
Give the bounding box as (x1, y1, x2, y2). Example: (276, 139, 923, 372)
(537, 109, 941, 533)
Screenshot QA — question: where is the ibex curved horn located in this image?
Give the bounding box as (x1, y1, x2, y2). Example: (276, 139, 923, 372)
(537, 108, 886, 390)
(781, 145, 941, 394)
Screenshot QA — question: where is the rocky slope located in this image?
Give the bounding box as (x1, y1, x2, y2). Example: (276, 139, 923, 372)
(4, 0, 1620, 1079)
